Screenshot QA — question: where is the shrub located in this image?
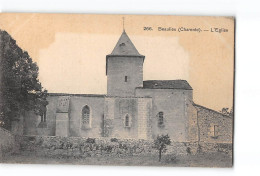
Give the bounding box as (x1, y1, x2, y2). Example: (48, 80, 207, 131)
(28, 136, 36, 142)
(104, 145, 113, 153)
(153, 134, 171, 162)
(86, 138, 95, 144)
(110, 138, 118, 142)
(186, 147, 191, 154)
(197, 144, 202, 153)
(164, 154, 177, 164)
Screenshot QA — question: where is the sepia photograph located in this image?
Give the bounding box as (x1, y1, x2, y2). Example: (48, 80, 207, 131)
(0, 13, 234, 167)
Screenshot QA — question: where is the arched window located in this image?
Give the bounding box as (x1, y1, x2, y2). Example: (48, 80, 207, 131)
(82, 105, 91, 128)
(124, 114, 130, 127)
(158, 112, 164, 127)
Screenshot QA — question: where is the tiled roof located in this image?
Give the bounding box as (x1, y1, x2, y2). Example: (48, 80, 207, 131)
(48, 93, 105, 97)
(142, 80, 192, 90)
(109, 30, 143, 57)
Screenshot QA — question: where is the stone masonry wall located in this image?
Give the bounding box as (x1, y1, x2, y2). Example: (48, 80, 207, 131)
(137, 98, 152, 139)
(20, 95, 105, 138)
(0, 127, 17, 159)
(186, 101, 199, 142)
(107, 56, 143, 97)
(16, 135, 232, 158)
(22, 96, 60, 136)
(194, 104, 233, 144)
(104, 97, 139, 139)
(69, 96, 105, 138)
(104, 97, 152, 139)
(136, 88, 193, 142)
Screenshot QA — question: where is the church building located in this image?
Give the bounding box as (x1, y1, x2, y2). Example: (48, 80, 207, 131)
(19, 30, 232, 144)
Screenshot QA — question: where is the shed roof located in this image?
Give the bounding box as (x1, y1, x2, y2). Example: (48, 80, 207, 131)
(193, 103, 232, 118)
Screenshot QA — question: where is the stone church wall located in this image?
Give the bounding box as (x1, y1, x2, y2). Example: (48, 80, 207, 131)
(69, 96, 105, 138)
(104, 97, 139, 139)
(135, 88, 193, 142)
(137, 98, 152, 139)
(104, 97, 152, 139)
(186, 101, 199, 142)
(194, 104, 233, 143)
(22, 96, 60, 136)
(20, 95, 105, 138)
(47, 96, 64, 136)
(107, 56, 144, 97)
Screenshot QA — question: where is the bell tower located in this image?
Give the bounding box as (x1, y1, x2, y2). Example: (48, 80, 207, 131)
(106, 30, 145, 97)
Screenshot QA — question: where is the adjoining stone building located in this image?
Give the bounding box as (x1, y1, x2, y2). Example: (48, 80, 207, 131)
(16, 30, 233, 144)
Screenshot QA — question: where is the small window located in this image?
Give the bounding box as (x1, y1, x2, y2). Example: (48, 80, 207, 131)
(125, 76, 128, 82)
(210, 124, 219, 138)
(120, 42, 125, 46)
(82, 105, 91, 128)
(213, 125, 218, 137)
(158, 112, 164, 127)
(124, 114, 130, 127)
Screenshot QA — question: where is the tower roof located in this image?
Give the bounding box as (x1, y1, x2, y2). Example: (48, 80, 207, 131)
(106, 30, 145, 75)
(109, 30, 143, 57)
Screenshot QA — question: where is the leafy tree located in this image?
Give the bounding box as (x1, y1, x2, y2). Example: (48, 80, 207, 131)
(229, 107, 234, 117)
(153, 134, 171, 162)
(220, 107, 233, 117)
(0, 29, 47, 130)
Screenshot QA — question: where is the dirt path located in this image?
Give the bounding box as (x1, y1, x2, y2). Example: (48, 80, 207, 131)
(1, 152, 232, 167)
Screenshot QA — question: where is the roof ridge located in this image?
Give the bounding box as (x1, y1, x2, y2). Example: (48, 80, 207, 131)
(142, 80, 192, 90)
(144, 79, 188, 81)
(48, 93, 105, 97)
(193, 103, 232, 118)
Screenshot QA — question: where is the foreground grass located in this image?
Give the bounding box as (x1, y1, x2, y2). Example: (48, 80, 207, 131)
(1, 151, 232, 167)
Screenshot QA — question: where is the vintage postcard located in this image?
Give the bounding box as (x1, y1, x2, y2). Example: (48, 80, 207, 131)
(0, 13, 234, 167)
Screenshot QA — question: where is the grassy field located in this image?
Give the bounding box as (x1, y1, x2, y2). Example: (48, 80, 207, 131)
(1, 152, 232, 167)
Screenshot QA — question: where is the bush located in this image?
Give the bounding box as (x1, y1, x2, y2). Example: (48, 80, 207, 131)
(86, 138, 95, 144)
(153, 134, 171, 162)
(164, 154, 177, 164)
(103, 145, 113, 153)
(110, 138, 118, 142)
(28, 136, 36, 141)
(186, 147, 191, 154)
(197, 144, 202, 153)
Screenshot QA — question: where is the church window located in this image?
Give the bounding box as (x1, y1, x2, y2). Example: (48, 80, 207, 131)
(82, 105, 91, 128)
(125, 76, 128, 82)
(124, 114, 131, 127)
(158, 112, 164, 127)
(38, 107, 47, 128)
(40, 107, 47, 122)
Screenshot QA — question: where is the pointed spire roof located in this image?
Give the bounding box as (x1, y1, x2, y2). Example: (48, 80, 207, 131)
(106, 30, 145, 75)
(109, 30, 143, 57)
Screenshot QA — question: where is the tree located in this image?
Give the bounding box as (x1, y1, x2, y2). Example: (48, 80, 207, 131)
(220, 107, 233, 117)
(153, 134, 171, 162)
(0, 29, 47, 130)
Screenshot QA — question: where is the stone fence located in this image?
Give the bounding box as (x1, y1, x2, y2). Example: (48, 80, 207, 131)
(0, 127, 17, 159)
(16, 135, 232, 158)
